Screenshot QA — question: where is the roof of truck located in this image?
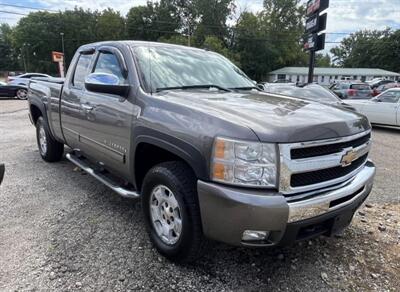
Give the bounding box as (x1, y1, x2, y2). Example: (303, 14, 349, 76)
(80, 40, 207, 52)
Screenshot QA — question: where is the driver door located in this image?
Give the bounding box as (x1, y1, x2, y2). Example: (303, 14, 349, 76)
(78, 46, 134, 178)
(363, 91, 400, 125)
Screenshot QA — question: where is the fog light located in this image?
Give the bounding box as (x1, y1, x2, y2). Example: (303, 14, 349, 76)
(242, 230, 270, 242)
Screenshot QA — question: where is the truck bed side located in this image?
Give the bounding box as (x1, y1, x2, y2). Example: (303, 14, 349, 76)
(28, 77, 65, 143)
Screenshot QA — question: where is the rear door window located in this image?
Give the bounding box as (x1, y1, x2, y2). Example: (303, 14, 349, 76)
(73, 54, 94, 89)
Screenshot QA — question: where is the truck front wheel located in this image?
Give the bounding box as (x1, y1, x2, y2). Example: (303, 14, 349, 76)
(141, 161, 206, 263)
(36, 116, 64, 162)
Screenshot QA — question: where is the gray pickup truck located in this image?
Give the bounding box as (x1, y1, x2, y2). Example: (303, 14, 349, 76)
(28, 41, 375, 263)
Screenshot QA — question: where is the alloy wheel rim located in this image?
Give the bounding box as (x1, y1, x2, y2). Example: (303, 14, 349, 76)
(17, 89, 27, 99)
(149, 185, 182, 245)
(39, 125, 47, 155)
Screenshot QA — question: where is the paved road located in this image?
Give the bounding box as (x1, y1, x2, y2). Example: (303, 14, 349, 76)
(0, 100, 399, 291)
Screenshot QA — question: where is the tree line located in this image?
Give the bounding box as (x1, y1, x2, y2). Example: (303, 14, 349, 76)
(0, 0, 398, 80)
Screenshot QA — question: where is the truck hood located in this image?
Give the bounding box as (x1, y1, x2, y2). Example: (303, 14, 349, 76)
(156, 90, 370, 143)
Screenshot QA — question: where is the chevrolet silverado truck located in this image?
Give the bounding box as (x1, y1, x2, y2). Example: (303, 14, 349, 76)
(28, 41, 375, 263)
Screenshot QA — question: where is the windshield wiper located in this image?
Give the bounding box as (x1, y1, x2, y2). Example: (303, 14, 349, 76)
(156, 85, 231, 93)
(229, 86, 261, 91)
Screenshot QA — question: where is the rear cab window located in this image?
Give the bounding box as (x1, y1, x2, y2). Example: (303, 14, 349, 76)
(73, 53, 94, 89)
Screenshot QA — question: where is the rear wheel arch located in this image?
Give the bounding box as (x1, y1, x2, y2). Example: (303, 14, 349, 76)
(30, 104, 42, 125)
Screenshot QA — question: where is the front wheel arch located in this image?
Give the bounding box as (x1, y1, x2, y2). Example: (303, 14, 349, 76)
(134, 140, 203, 192)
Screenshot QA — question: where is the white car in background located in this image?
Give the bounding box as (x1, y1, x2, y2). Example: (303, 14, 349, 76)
(346, 88, 400, 126)
(7, 73, 51, 87)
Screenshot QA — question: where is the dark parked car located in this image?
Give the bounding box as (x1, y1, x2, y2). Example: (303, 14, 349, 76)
(372, 82, 400, 96)
(330, 82, 373, 99)
(367, 79, 395, 89)
(0, 81, 28, 99)
(262, 83, 357, 111)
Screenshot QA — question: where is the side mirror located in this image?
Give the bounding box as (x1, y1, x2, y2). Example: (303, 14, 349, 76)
(85, 73, 129, 97)
(256, 84, 265, 90)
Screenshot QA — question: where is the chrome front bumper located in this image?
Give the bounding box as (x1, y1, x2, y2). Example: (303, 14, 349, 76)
(197, 161, 375, 246)
(287, 160, 375, 222)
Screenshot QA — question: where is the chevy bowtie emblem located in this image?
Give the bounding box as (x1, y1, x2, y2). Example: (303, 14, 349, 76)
(341, 149, 358, 167)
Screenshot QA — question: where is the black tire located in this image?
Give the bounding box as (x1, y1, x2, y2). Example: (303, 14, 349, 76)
(36, 116, 64, 162)
(141, 161, 207, 263)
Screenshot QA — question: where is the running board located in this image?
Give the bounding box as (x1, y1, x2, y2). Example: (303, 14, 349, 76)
(66, 153, 140, 199)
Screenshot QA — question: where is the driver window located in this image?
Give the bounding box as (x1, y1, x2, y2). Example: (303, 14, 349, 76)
(93, 52, 126, 84)
(379, 91, 400, 103)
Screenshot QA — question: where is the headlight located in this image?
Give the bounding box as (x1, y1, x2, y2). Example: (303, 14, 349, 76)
(211, 137, 277, 187)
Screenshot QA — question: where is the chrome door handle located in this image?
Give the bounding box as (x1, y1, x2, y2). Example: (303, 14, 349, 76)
(81, 104, 94, 111)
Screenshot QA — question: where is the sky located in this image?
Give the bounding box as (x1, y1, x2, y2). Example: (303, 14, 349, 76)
(1, 0, 400, 53)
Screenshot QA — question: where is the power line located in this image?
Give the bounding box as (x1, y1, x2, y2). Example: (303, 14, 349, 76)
(0, 3, 57, 12)
(0, 10, 28, 16)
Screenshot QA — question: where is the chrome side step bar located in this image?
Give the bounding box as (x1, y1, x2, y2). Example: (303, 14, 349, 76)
(66, 153, 140, 199)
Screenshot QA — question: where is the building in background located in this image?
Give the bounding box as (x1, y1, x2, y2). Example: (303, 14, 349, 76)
(268, 67, 400, 85)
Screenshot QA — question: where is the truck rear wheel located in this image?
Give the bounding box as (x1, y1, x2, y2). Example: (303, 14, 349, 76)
(36, 116, 64, 162)
(141, 161, 206, 263)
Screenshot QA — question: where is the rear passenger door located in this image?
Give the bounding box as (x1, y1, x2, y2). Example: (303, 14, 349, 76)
(60, 49, 95, 150)
(78, 46, 134, 177)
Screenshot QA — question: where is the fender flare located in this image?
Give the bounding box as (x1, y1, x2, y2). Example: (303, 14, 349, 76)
(131, 127, 209, 183)
(29, 100, 58, 141)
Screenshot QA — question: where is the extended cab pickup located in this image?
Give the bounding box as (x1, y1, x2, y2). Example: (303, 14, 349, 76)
(28, 41, 375, 263)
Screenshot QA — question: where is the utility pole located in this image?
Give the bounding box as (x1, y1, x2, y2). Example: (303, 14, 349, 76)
(21, 48, 27, 72)
(60, 32, 65, 76)
(187, 26, 191, 47)
(23, 43, 30, 72)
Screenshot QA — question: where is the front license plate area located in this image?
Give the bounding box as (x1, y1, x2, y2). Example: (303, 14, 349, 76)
(329, 211, 355, 236)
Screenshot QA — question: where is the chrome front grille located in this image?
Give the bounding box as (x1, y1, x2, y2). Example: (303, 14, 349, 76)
(279, 130, 372, 195)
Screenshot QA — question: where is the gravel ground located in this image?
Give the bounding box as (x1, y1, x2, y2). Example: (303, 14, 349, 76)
(0, 100, 399, 291)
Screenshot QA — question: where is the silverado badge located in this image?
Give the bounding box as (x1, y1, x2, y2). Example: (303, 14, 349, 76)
(341, 149, 358, 167)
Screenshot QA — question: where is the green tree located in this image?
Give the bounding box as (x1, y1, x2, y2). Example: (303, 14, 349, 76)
(315, 53, 331, 67)
(126, 0, 180, 41)
(12, 11, 63, 74)
(0, 24, 20, 71)
(192, 0, 235, 45)
(232, 0, 305, 80)
(158, 35, 188, 45)
(330, 29, 399, 72)
(59, 8, 99, 67)
(202, 35, 240, 65)
(97, 8, 125, 40)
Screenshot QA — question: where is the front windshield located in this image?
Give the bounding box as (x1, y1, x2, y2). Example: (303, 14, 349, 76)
(133, 45, 254, 92)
